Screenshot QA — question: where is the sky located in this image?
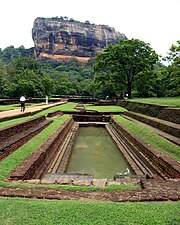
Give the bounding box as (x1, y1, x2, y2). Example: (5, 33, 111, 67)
(0, 0, 179, 57)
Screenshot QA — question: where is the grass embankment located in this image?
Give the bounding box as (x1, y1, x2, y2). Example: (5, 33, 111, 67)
(0, 104, 19, 111)
(128, 96, 180, 108)
(0, 102, 78, 129)
(0, 102, 46, 111)
(84, 104, 127, 112)
(0, 198, 179, 225)
(114, 115, 180, 161)
(0, 115, 69, 184)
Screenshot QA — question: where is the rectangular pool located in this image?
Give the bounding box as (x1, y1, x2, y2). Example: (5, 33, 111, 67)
(66, 126, 134, 179)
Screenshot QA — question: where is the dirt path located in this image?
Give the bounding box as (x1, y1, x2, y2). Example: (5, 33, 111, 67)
(0, 101, 67, 119)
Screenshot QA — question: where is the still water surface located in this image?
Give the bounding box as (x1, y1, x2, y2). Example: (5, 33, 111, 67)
(66, 126, 134, 178)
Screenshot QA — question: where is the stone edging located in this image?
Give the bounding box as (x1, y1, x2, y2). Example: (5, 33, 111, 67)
(111, 117, 180, 179)
(9, 117, 74, 180)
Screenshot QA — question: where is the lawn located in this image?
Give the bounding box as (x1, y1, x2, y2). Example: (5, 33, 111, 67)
(128, 96, 180, 108)
(0, 104, 19, 111)
(84, 104, 127, 112)
(113, 115, 180, 161)
(0, 198, 179, 225)
(0, 102, 78, 129)
(0, 102, 46, 111)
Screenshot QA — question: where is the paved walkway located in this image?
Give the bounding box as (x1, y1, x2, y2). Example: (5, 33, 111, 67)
(0, 101, 67, 120)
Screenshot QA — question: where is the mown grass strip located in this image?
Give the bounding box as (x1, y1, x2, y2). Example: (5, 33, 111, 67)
(0, 103, 46, 111)
(35, 102, 78, 116)
(128, 96, 180, 108)
(0, 115, 69, 181)
(114, 115, 180, 161)
(0, 104, 19, 111)
(0, 102, 78, 129)
(84, 104, 127, 112)
(0, 116, 33, 128)
(0, 198, 179, 225)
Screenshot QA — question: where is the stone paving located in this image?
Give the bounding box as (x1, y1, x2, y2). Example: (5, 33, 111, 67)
(0, 179, 179, 202)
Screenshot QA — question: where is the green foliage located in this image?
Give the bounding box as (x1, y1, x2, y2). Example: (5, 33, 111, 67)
(94, 38, 158, 98)
(0, 40, 179, 99)
(0, 45, 33, 63)
(0, 198, 179, 225)
(0, 63, 8, 97)
(41, 58, 95, 97)
(162, 40, 180, 97)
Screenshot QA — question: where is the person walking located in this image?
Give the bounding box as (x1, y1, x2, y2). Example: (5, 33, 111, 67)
(20, 96, 26, 112)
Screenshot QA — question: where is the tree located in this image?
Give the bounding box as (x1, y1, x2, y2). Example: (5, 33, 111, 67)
(94, 38, 158, 98)
(41, 75, 56, 96)
(0, 63, 8, 97)
(164, 40, 180, 96)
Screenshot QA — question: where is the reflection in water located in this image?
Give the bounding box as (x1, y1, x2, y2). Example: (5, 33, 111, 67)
(66, 126, 134, 179)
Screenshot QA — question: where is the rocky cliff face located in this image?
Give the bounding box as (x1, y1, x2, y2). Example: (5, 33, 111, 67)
(32, 17, 127, 62)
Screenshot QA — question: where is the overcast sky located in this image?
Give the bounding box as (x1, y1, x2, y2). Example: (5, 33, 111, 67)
(0, 0, 179, 57)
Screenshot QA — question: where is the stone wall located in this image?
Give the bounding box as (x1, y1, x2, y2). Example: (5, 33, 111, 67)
(123, 111, 180, 138)
(111, 117, 180, 179)
(47, 111, 63, 117)
(73, 115, 110, 122)
(0, 116, 46, 142)
(118, 100, 180, 124)
(9, 117, 74, 180)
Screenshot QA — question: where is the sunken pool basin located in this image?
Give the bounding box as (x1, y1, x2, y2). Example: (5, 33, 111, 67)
(65, 125, 134, 179)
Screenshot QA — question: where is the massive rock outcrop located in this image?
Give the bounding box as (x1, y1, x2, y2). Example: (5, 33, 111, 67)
(32, 17, 127, 62)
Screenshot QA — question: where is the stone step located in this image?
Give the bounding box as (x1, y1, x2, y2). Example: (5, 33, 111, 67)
(123, 111, 180, 138)
(0, 120, 52, 161)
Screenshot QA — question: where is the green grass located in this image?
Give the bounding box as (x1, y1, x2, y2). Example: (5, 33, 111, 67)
(57, 102, 78, 111)
(114, 115, 180, 161)
(128, 96, 180, 108)
(0, 104, 19, 111)
(84, 104, 127, 112)
(0, 198, 179, 225)
(0, 115, 69, 181)
(0, 102, 47, 111)
(0, 116, 33, 128)
(0, 102, 78, 129)
(31, 102, 78, 116)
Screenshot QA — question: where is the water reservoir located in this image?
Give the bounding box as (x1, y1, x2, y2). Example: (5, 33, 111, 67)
(66, 126, 134, 179)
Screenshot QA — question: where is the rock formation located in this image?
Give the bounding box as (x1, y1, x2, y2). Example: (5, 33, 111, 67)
(32, 17, 127, 62)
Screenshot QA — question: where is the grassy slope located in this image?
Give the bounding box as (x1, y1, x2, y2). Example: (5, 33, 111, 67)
(128, 96, 180, 107)
(0, 102, 78, 128)
(85, 104, 127, 112)
(0, 115, 69, 182)
(114, 115, 180, 161)
(0, 103, 46, 111)
(0, 198, 179, 225)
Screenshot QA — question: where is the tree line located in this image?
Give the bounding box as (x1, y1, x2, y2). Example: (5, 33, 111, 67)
(0, 39, 179, 99)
